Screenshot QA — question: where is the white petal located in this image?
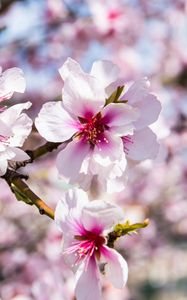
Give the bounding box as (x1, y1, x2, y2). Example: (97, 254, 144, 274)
(126, 127, 159, 161)
(0, 67, 26, 100)
(8, 147, 30, 161)
(9, 114, 32, 147)
(35, 101, 78, 142)
(123, 78, 150, 105)
(101, 247, 128, 288)
(0, 102, 32, 126)
(75, 258, 102, 300)
(90, 60, 119, 88)
(63, 73, 106, 117)
(0, 119, 12, 137)
(0, 147, 17, 160)
(56, 139, 91, 183)
(59, 57, 85, 81)
(102, 103, 139, 135)
(82, 200, 124, 233)
(0, 159, 8, 176)
(133, 94, 162, 130)
(55, 188, 89, 232)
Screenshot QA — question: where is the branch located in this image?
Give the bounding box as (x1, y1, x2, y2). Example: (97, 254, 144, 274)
(15, 139, 71, 170)
(3, 170, 55, 220)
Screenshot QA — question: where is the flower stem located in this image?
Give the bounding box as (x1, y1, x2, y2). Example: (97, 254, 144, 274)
(3, 170, 54, 220)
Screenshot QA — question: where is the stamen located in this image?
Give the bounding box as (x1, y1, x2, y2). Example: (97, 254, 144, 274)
(122, 135, 133, 154)
(0, 134, 10, 144)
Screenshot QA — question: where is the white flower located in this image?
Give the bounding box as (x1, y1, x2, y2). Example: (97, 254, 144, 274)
(55, 188, 128, 300)
(35, 58, 138, 192)
(0, 67, 26, 102)
(0, 102, 32, 176)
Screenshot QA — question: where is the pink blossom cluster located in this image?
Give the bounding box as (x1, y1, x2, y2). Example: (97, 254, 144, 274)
(0, 57, 162, 300)
(34, 58, 160, 299)
(0, 67, 32, 175)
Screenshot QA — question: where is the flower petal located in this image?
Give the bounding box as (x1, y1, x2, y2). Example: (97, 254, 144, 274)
(63, 73, 106, 117)
(0, 102, 32, 126)
(0, 67, 26, 101)
(35, 101, 78, 142)
(0, 159, 8, 176)
(90, 60, 119, 88)
(75, 257, 101, 300)
(101, 246, 128, 288)
(133, 94, 162, 130)
(82, 200, 124, 233)
(102, 103, 139, 135)
(55, 188, 89, 233)
(9, 113, 32, 148)
(123, 78, 150, 105)
(125, 127, 159, 161)
(93, 132, 124, 164)
(59, 57, 85, 81)
(8, 147, 30, 161)
(56, 139, 91, 183)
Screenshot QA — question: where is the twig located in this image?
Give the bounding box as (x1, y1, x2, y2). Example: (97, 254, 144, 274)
(15, 139, 71, 170)
(3, 170, 54, 220)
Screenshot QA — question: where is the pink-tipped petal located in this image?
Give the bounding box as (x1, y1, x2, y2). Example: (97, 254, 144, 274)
(90, 60, 119, 88)
(101, 246, 128, 289)
(35, 101, 78, 142)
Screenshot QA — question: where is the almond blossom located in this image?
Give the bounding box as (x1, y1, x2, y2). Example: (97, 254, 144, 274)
(0, 102, 32, 176)
(55, 188, 128, 300)
(35, 58, 139, 192)
(0, 67, 26, 103)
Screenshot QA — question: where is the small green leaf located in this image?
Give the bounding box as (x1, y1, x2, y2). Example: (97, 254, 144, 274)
(105, 86, 125, 106)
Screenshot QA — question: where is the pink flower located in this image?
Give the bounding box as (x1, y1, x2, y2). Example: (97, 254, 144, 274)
(0, 67, 26, 102)
(35, 58, 138, 192)
(55, 188, 128, 300)
(0, 102, 32, 176)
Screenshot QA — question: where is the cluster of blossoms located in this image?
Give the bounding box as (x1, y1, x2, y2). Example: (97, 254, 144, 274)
(0, 59, 161, 300)
(0, 67, 32, 176)
(35, 58, 161, 193)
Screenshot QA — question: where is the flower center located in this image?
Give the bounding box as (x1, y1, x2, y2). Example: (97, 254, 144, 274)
(64, 230, 106, 268)
(79, 113, 108, 147)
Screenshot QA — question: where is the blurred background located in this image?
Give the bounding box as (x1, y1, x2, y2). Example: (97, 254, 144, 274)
(0, 0, 187, 299)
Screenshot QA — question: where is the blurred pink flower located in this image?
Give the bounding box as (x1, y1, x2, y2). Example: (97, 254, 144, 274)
(0, 102, 32, 175)
(55, 188, 128, 300)
(0, 67, 26, 102)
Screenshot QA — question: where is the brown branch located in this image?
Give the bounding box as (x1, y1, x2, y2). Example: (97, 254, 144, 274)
(15, 139, 71, 170)
(3, 170, 54, 220)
